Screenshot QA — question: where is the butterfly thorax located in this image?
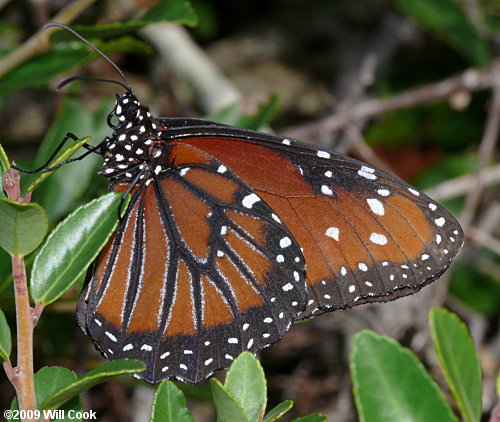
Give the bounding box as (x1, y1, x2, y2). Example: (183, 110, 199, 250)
(99, 92, 167, 183)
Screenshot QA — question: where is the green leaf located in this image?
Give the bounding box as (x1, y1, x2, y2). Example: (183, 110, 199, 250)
(41, 359, 146, 411)
(151, 381, 195, 422)
(0, 307, 11, 361)
(0, 37, 150, 96)
(26, 136, 91, 193)
(225, 352, 267, 422)
(391, 0, 491, 66)
(263, 400, 293, 422)
(51, 0, 198, 43)
(0, 199, 48, 256)
(0, 143, 9, 199)
(142, 0, 198, 26)
(291, 414, 327, 422)
(350, 330, 458, 422)
(30, 192, 124, 305)
(211, 379, 248, 422)
(0, 143, 9, 172)
(10, 366, 83, 422)
(448, 261, 500, 316)
(206, 94, 279, 130)
(430, 308, 482, 422)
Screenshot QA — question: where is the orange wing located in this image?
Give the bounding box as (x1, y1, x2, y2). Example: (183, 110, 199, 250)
(78, 143, 306, 383)
(165, 130, 463, 318)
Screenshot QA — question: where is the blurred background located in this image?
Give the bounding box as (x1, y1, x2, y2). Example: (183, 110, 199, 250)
(0, 0, 498, 421)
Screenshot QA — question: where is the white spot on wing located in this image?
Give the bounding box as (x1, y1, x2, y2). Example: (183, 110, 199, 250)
(367, 198, 385, 215)
(105, 332, 117, 342)
(317, 150, 330, 158)
(325, 227, 339, 241)
(358, 166, 377, 180)
(358, 262, 368, 272)
(370, 233, 387, 245)
(280, 237, 292, 248)
(435, 217, 445, 227)
(242, 193, 260, 208)
(321, 185, 333, 195)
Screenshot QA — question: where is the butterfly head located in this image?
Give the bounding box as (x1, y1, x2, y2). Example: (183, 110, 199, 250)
(107, 92, 152, 130)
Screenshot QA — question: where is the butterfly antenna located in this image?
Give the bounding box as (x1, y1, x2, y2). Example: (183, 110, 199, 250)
(56, 75, 130, 92)
(44, 22, 132, 92)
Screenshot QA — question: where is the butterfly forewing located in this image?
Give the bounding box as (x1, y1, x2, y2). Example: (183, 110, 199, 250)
(81, 143, 306, 383)
(166, 132, 463, 318)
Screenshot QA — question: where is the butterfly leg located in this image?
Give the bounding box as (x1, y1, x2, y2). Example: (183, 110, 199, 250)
(11, 132, 100, 174)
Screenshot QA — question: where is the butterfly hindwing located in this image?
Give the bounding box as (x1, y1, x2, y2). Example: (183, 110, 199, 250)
(79, 143, 306, 383)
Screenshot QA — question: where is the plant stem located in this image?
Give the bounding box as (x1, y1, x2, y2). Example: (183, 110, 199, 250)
(12, 254, 37, 420)
(4, 169, 37, 421)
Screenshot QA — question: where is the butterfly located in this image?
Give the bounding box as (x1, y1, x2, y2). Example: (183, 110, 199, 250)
(46, 23, 464, 384)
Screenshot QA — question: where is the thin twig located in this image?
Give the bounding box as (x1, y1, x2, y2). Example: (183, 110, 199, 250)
(466, 226, 500, 256)
(0, 0, 98, 78)
(11, 254, 36, 419)
(282, 62, 498, 141)
(32, 302, 45, 326)
(4, 169, 37, 421)
(3, 360, 17, 387)
(139, 24, 241, 113)
(424, 164, 500, 201)
(460, 65, 500, 229)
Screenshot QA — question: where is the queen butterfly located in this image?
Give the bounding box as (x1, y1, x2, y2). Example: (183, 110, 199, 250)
(36, 24, 463, 384)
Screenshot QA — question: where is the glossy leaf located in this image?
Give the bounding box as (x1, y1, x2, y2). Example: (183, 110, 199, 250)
(30, 192, 124, 305)
(9, 366, 83, 422)
(207, 94, 279, 130)
(430, 308, 482, 422)
(0, 307, 11, 361)
(41, 359, 146, 411)
(0, 37, 150, 96)
(350, 330, 458, 422)
(263, 400, 293, 422)
(225, 352, 267, 422)
(142, 0, 198, 26)
(0, 199, 48, 256)
(448, 261, 500, 316)
(151, 381, 194, 422)
(0, 143, 8, 198)
(391, 0, 490, 65)
(211, 379, 248, 422)
(51, 0, 197, 42)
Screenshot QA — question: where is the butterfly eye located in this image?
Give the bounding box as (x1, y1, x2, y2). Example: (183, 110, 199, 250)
(123, 103, 139, 120)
